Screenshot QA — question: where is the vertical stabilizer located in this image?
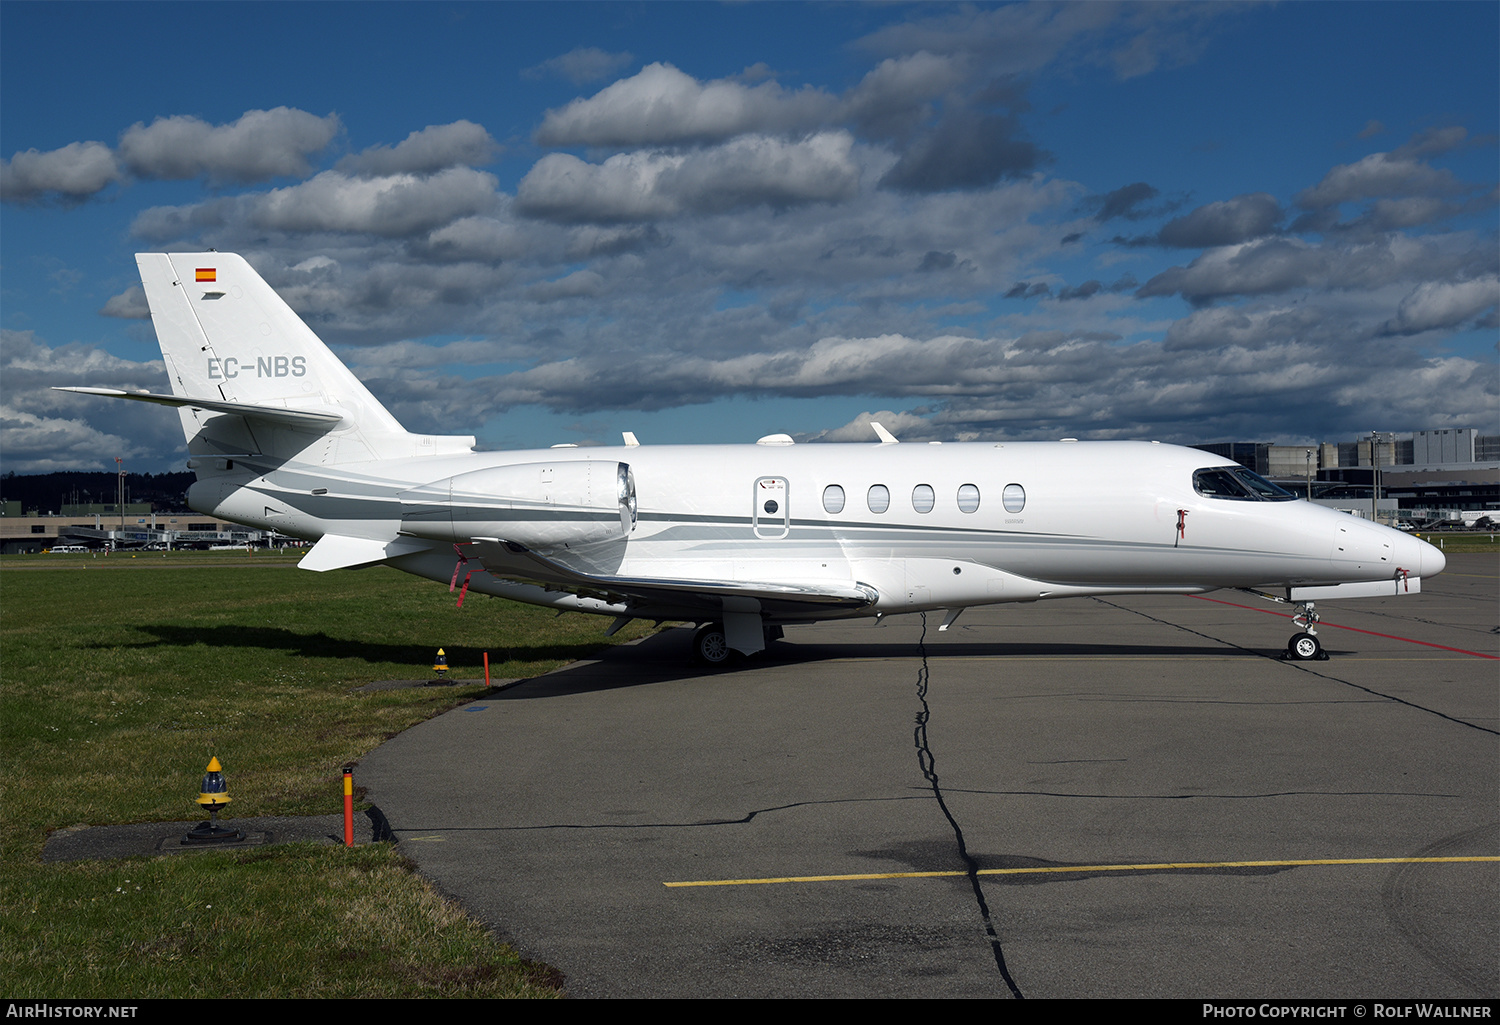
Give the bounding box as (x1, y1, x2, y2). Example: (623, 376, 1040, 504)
(136, 253, 472, 463)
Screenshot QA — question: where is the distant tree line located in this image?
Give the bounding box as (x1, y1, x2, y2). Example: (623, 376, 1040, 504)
(0, 471, 196, 514)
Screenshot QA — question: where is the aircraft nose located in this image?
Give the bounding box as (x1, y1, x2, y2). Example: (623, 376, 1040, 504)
(1417, 534, 1445, 578)
(1399, 531, 1446, 579)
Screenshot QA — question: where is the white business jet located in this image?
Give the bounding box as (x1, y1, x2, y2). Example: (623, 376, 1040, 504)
(60, 253, 1445, 665)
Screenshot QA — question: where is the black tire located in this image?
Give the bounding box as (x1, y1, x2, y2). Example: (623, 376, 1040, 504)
(693, 623, 732, 666)
(1288, 632, 1322, 660)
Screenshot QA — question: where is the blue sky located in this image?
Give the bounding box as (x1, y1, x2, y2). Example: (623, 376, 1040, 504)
(2, 1, 1495, 472)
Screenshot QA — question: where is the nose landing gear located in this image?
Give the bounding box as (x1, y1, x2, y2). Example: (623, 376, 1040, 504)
(1287, 630, 1324, 660)
(1285, 600, 1326, 661)
(1240, 589, 1331, 660)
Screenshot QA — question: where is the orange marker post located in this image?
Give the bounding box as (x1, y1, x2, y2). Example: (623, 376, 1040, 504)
(483, 651, 490, 687)
(343, 765, 354, 847)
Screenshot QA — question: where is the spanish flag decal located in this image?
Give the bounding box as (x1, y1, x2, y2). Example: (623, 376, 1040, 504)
(196, 268, 216, 282)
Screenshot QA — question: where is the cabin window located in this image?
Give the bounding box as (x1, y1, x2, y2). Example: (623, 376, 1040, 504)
(822, 484, 845, 514)
(1193, 467, 1297, 502)
(867, 484, 890, 514)
(957, 483, 980, 513)
(912, 484, 935, 513)
(1002, 483, 1026, 513)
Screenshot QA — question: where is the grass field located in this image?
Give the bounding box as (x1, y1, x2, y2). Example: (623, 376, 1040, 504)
(0, 552, 654, 997)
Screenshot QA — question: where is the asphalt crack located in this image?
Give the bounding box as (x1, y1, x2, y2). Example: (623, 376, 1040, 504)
(911, 611, 1025, 999)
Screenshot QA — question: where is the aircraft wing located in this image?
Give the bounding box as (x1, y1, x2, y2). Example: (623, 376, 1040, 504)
(469, 538, 878, 615)
(52, 387, 343, 427)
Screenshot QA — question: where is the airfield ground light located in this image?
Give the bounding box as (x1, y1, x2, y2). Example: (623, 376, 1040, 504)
(182, 757, 245, 845)
(432, 648, 448, 680)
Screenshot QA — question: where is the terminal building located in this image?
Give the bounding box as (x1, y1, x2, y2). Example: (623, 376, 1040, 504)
(0, 502, 275, 555)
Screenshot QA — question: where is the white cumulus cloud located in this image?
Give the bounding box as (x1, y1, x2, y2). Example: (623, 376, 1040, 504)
(0, 141, 121, 203)
(516, 132, 860, 223)
(244, 167, 500, 237)
(337, 121, 499, 177)
(535, 62, 837, 147)
(522, 47, 635, 85)
(1383, 277, 1500, 335)
(118, 107, 341, 184)
(0, 329, 178, 471)
(1296, 151, 1466, 210)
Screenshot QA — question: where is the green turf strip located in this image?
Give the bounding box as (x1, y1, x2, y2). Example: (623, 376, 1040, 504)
(1, 555, 653, 997)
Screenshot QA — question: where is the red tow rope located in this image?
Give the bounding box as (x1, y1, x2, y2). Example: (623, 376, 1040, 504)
(450, 543, 475, 608)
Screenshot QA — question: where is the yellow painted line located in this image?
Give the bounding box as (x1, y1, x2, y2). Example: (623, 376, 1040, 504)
(664, 856, 1499, 888)
(823, 655, 1481, 663)
(403, 835, 447, 842)
(915, 660, 1485, 666)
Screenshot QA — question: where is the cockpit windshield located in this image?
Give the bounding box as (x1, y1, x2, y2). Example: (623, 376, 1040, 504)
(1193, 466, 1298, 502)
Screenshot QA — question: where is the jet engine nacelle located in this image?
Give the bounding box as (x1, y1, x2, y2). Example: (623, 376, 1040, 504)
(399, 460, 637, 549)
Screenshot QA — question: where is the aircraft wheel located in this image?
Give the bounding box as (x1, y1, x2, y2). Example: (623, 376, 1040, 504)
(1287, 632, 1323, 660)
(693, 623, 733, 666)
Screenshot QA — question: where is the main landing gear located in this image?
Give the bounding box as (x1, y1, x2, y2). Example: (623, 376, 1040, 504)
(690, 622, 784, 667)
(1285, 600, 1326, 661)
(692, 622, 733, 666)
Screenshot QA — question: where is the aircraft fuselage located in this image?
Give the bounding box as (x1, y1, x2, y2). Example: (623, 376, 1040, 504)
(193, 437, 1441, 625)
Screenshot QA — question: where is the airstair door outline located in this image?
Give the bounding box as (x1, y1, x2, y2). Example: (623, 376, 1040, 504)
(753, 477, 789, 539)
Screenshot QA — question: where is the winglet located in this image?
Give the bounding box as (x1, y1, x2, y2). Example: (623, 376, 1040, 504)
(622, 431, 640, 447)
(870, 421, 899, 444)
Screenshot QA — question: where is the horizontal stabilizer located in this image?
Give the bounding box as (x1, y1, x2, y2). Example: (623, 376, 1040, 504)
(53, 387, 343, 428)
(299, 534, 433, 573)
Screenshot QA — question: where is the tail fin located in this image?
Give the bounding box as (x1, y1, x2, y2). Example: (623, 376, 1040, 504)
(133, 253, 473, 464)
